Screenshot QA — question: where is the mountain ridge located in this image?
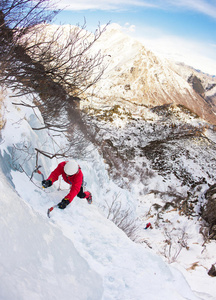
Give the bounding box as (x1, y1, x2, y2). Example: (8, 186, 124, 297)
(84, 23, 216, 125)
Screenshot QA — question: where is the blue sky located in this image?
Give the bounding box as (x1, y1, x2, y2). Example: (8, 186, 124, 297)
(51, 0, 216, 75)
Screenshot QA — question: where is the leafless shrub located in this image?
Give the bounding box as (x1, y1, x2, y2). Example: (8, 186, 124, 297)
(0, 0, 57, 88)
(161, 227, 189, 263)
(21, 22, 108, 99)
(104, 194, 139, 241)
(137, 238, 152, 249)
(0, 0, 110, 162)
(0, 1, 109, 132)
(35, 126, 92, 161)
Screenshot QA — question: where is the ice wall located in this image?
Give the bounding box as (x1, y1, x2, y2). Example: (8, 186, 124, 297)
(0, 168, 103, 300)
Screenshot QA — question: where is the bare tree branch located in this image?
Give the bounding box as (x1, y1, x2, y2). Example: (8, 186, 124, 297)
(0, 0, 109, 161)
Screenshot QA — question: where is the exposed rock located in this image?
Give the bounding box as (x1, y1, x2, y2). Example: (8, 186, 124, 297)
(208, 264, 216, 277)
(203, 184, 216, 238)
(188, 75, 205, 97)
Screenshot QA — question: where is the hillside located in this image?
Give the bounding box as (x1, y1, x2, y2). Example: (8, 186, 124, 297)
(0, 90, 203, 300)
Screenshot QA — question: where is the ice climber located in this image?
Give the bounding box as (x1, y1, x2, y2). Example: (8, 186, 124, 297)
(42, 160, 92, 209)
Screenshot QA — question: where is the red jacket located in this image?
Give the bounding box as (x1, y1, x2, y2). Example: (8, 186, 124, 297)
(48, 161, 83, 203)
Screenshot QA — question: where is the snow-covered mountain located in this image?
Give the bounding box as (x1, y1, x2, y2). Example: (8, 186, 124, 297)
(24, 23, 216, 124)
(84, 24, 216, 125)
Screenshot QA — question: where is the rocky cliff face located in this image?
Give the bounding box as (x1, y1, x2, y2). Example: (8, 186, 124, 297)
(87, 24, 216, 124)
(174, 63, 216, 115)
(203, 184, 216, 239)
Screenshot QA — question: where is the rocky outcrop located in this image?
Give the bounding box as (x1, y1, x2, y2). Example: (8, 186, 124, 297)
(202, 184, 216, 238)
(208, 264, 216, 277)
(188, 75, 205, 97)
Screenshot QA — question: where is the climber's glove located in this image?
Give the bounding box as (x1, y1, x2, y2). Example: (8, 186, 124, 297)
(42, 179, 52, 188)
(58, 198, 70, 209)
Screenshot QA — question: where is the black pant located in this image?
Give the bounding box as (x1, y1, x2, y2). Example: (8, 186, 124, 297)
(77, 186, 86, 198)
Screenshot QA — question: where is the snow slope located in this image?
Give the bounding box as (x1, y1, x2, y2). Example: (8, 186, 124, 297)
(0, 92, 203, 299)
(0, 169, 103, 300)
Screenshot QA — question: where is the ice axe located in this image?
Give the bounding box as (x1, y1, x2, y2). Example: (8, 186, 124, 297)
(31, 166, 57, 218)
(33, 166, 58, 218)
(31, 165, 45, 181)
(47, 205, 58, 218)
(34, 166, 58, 218)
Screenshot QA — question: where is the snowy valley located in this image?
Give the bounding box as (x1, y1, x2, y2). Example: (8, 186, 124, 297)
(1, 23, 216, 300)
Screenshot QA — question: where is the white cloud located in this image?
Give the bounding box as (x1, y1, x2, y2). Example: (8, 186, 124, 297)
(124, 23, 136, 32)
(52, 0, 158, 11)
(118, 23, 216, 75)
(52, 0, 216, 19)
(166, 0, 216, 19)
(137, 33, 216, 75)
